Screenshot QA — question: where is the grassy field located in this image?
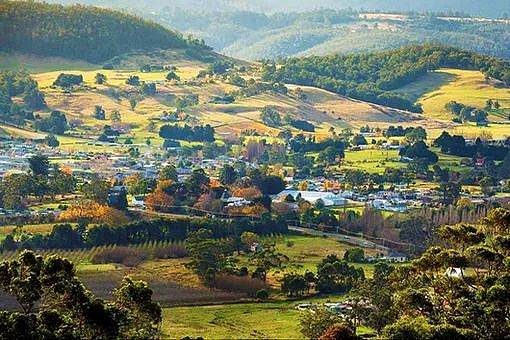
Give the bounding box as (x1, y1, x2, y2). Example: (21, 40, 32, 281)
(161, 299, 375, 339)
(0, 223, 56, 238)
(235, 234, 380, 286)
(0, 52, 99, 72)
(161, 302, 307, 339)
(392, 70, 455, 103)
(415, 69, 510, 137)
(341, 149, 403, 174)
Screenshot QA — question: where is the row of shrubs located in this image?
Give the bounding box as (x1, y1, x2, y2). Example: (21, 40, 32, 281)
(213, 274, 269, 297)
(91, 243, 187, 267)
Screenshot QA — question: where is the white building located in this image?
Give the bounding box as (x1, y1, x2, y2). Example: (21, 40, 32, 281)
(274, 190, 348, 207)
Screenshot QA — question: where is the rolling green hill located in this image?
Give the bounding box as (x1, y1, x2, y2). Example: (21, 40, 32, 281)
(0, 0, 210, 63)
(269, 45, 510, 112)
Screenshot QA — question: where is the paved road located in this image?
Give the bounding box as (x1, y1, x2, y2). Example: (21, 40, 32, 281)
(289, 226, 389, 252)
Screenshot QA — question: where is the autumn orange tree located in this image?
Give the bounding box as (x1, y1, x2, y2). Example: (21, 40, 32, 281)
(58, 202, 129, 225)
(145, 190, 175, 212)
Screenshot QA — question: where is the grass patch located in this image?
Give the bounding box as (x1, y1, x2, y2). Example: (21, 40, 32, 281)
(0, 52, 99, 73)
(417, 69, 510, 123)
(161, 297, 376, 339)
(341, 149, 403, 174)
(392, 70, 455, 103)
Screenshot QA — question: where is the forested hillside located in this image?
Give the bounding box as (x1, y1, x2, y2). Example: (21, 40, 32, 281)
(47, 0, 510, 17)
(266, 45, 510, 112)
(0, 0, 208, 63)
(147, 10, 510, 61)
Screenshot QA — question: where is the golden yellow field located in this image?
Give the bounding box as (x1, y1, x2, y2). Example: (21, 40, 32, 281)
(418, 69, 510, 121)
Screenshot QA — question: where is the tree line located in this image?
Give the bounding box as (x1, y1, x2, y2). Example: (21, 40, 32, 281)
(159, 124, 215, 142)
(0, 216, 289, 252)
(434, 131, 509, 160)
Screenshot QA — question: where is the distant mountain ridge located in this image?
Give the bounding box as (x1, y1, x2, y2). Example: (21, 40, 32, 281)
(46, 0, 510, 18)
(142, 9, 510, 61)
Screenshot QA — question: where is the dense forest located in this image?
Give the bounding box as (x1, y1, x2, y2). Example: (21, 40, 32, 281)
(0, 0, 208, 63)
(266, 45, 510, 112)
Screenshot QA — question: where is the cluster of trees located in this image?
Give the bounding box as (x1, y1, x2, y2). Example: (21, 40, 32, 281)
(159, 124, 215, 142)
(260, 106, 281, 127)
(266, 45, 510, 111)
(315, 254, 364, 293)
(0, 0, 202, 63)
(232, 78, 288, 98)
(280, 253, 364, 298)
(259, 107, 316, 131)
(0, 71, 45, 125)
(353, 208, 510, 338)
(0, 213, 288, 252)
(52, 73, 83, 88)
(0, 251, 161, 338)
(34, 110, 69, 135)
(185, 228, 287, 295)
(399, 141, 438, 164)
(434, 131, 509, 160)
(445, 100, 488, 123)
(384, 125, 423, 138)
(0, 155, 75, 211)
(289, 134, 347, 155)
(173, 94, 199, 112)
(289, 119, 315, 132)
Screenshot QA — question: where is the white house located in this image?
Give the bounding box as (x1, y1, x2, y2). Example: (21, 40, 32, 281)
(274, 190, 348, 207)
(445, 267, 463, 278)
(132, 196, 146, 209)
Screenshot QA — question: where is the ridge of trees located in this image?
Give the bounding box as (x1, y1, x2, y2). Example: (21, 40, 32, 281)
(265, 45, 510, 112)
(0, 0, 209, 63)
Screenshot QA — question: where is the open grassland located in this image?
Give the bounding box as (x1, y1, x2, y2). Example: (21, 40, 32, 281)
(391, 68, 510, 139)
(415, 69, 510, 121)
(31, 68, 354, 142)
(161, 300, 375, 339)
(289, 85, 424, 127)
(33, 68, 201, 88)
(161, 302, 305, 339)
(0, 123, 46, 139)
(0, 224, 56, 238)
(0, 52, 99, 73)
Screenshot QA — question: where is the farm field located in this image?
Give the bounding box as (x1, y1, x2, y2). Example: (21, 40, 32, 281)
(341, 149, 403, 174)
(161, 300, 375, 339)
(235, 234, 381, 285)
(0, 231, 380, 300)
